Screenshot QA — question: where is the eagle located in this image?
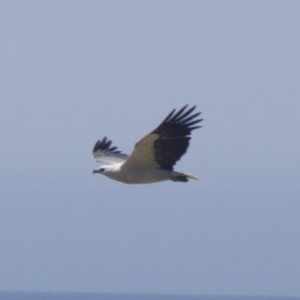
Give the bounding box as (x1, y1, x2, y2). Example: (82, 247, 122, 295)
(92, 105, 203, 184)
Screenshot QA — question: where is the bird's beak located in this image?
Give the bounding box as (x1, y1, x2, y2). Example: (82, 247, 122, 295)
(93, 169, 99, 174)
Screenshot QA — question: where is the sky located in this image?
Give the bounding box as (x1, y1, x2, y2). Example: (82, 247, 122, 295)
(1, 0, 300, 297)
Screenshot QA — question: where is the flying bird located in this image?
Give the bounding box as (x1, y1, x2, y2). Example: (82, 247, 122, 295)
(92, 105, 203, 184)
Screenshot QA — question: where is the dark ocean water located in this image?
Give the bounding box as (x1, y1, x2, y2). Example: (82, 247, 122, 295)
(0, 292, 299, 300)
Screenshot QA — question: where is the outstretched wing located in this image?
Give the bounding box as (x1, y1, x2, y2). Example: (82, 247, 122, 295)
(124, 105, 203, 170)
(92, 136, 128, 164)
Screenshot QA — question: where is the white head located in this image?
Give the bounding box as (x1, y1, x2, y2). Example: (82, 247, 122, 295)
(93, 160, 131, 183)
(92, 164, 123, 181)
(93, 165, 114, 175)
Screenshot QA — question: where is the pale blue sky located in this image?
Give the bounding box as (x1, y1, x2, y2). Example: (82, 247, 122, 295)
(1, 0, 300, 297)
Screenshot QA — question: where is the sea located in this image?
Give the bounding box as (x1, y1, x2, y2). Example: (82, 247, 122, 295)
(0, 292, 299, 300)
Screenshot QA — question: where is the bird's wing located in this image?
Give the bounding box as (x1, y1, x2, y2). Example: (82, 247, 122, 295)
(92, 137, 128, 164)
(124, 105, 203, 170)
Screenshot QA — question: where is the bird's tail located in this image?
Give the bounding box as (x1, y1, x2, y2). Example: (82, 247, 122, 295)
(171, 171, 199, 182)
(185, 173, 199, 180)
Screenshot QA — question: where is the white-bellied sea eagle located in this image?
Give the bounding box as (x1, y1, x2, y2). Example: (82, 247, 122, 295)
(92, 105, 203, 184)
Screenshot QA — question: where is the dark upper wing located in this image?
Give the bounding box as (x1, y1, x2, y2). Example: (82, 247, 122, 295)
(151, 105, 203, 170)
(92, 136, 128, 164)
(124, 105, 203, 170)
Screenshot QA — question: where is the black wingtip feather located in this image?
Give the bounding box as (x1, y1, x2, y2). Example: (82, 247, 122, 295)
(175, 106, 197, 122)
(92, 136, 123, 154)
(161, 108, 176, 124)
(171, 104, 190, 120)
(153, 105, 203, 137)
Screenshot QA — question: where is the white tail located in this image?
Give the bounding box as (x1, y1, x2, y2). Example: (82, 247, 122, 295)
(184, 173, 199, 180)
(171, 171, 199, 182)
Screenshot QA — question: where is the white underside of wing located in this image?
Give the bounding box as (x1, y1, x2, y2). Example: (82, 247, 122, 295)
(93, 151, 128, 164)
(123, 133, 160, 168)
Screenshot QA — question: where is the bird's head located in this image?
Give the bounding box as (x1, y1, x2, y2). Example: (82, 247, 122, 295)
(93, 165, 117, 176)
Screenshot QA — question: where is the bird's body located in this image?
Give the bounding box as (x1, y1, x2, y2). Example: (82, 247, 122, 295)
(98, 163, 174, 184)
(92, 105, 203, 184)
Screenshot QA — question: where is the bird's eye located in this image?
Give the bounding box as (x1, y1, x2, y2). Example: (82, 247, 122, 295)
(99, 168, 105, 172)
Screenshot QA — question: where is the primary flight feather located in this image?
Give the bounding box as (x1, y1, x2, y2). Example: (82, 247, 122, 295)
(92, 105, 203, 184)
